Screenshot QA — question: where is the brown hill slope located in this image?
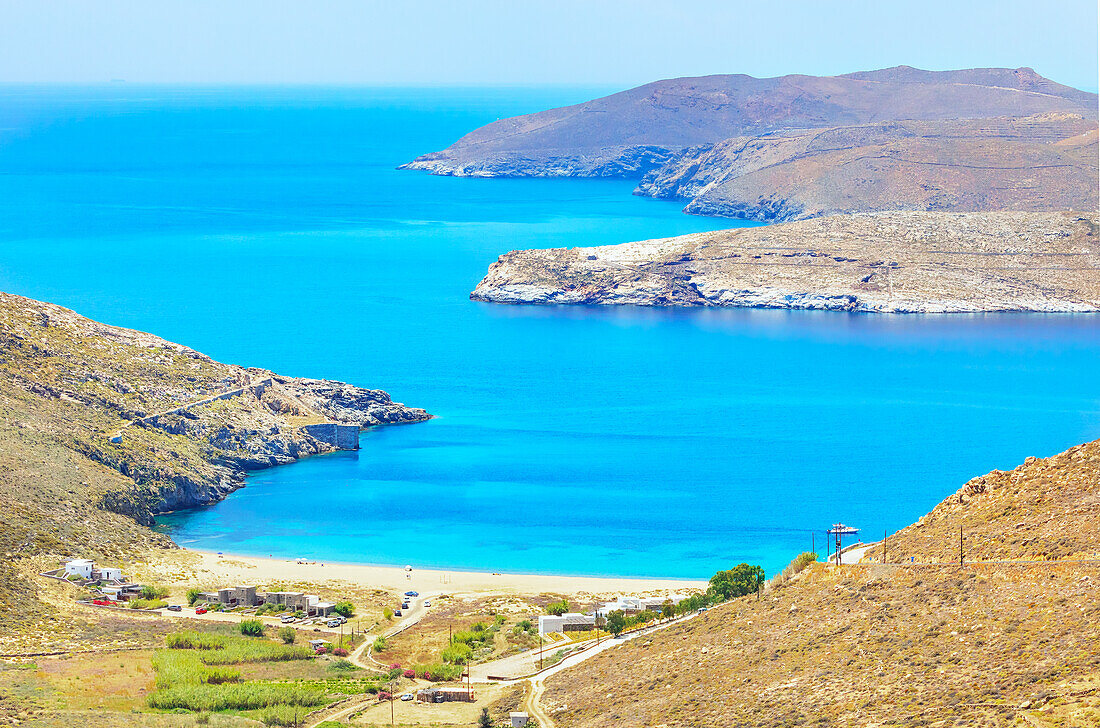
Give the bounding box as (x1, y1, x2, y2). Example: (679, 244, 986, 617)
(0, 291, 428, 627)
(471, 210, 1100, 313)
(543, 440, 1100, 727)
(635, 114, 1098, 221)
(401, 66, 1097, 181)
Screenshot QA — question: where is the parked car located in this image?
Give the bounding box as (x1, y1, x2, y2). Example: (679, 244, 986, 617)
(280, 615, 296, 623)
(401, 602, 410, 610)
(423, 600, 432, 608)
(400, 693, 414, 701)
(393, 609, 402, 617)
(404, 590, 418, 597)
(195, 608, 208, 615)
(166, 605, 182, 612)
(326, 619, 341, 628)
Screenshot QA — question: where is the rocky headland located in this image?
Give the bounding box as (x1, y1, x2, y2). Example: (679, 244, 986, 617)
(0, 290, 430, 569)
(471, 211, 1100, 313)
(402, 66, 1098, 222)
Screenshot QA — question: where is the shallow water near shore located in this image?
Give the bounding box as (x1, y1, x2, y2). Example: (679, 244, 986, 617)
(2, 85, 1099, 577)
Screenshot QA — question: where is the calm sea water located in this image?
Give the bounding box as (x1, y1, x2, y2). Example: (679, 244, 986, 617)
(2, 85, 1098, 578)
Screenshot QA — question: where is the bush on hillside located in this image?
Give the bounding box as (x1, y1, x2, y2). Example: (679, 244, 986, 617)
(239, 619, 265, 637)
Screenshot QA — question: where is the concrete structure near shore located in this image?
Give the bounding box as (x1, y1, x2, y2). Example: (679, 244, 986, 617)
(196, 585, 337, 616)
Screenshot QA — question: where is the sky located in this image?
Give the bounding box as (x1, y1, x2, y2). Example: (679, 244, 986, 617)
(0, 0, 1096, 90)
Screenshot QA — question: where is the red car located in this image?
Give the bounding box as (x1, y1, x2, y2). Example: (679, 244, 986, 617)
(195, 608, 208, 614)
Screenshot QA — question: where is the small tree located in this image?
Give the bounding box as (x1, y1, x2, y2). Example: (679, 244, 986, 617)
(334, 601, 355, 618)
(383, 607, 394, 621)
(606, 610, 626, 637)
(661, 599, 675, 622)
(478, 707, 493, 728)
(278, 626, 296, 644)
(708, 564, 766, 602)
(186, 588, 204, 606)
(545, 599, 569, 616)
(239, 619, 264, 637)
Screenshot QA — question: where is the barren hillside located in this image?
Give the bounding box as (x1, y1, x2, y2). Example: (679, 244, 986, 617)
(471, 210, 1100, 313)
(543, 439, 1100, 727)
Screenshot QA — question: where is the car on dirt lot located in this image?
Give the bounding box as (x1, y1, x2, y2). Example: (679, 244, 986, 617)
(166, 605, 182, 612)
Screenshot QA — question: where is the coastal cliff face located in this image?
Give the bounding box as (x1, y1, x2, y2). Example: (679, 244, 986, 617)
(471, 211, 1100, 313)
(401, 66, 1098, 221)
(0, 291, 430, 561)
(634, 114, 1098, 221)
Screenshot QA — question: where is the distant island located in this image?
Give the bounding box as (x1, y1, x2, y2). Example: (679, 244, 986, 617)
(402, 66, 1098, 221)
(472, 210, 1100, 313)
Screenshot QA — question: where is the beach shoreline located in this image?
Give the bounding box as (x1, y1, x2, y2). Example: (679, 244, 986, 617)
(144, 548, 709, 599)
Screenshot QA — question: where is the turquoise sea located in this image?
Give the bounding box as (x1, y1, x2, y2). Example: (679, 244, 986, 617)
(2, 85, 1098, 577)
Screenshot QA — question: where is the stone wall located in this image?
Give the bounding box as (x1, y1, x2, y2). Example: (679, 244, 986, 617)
(301, 423, 360, 450)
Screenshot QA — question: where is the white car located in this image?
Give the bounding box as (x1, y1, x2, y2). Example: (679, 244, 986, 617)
(400, 693, 414, 701)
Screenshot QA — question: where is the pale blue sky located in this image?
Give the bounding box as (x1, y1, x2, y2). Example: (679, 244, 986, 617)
(1, 0, 1096, 90)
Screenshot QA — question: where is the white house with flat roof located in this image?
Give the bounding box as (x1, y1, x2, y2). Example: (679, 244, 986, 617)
(63, 559, 95, 579)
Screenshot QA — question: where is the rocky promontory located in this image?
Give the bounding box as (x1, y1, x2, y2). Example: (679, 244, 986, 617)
(471, 211, 1100, 313)
(402, 66, 1098, 221)
(0, 291, 430, 558)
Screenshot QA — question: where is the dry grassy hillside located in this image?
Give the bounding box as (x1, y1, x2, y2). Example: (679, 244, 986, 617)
(0, 291, 427, 642)
(543, 440, 1100, 727)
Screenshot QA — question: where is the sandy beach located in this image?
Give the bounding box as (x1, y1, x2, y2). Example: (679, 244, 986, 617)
(144, 549, 708, 599)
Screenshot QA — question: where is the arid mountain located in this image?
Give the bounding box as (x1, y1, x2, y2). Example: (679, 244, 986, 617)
(401, 66, 1097, 178)
(543, 439, 1100, 727)
(471, 210, 1100, 313)
(0, 291, 428, 625)
(635, 114, 1098, 220)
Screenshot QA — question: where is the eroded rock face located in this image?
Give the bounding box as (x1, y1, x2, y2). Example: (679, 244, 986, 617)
(0, 291, 432, 530)
(633, 115, 1098, 221)
(471, 211, 1100, 313)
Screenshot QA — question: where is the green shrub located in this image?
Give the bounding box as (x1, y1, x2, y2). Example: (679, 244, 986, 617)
(334, 601, 354, 618)
(412, 662, 463, 682)
(186, 588, 204, 606)
(441, 642, 472, 664)
(278, 627, 296, 644)
(141, 584, 170, 600)
(166, 632, 225, 650)
(372, 636, 388, 653)
(383, 607, 393, 621)
(239, 619, 265, 637)
(545, 599, 569, 616)
(128, 598, 168, 610)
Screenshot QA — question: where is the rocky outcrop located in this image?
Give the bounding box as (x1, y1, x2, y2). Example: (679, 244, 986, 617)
(0, 291, 431, 532)
(471, 211, 1100, 313)
(633, 114, 1099, 221)
(402, 67, 1098, 220)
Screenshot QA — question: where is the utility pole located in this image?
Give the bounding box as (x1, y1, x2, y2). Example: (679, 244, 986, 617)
(389, 679, 395, 726)
(883, 529, 887, 564)
(959, 527, 964, 566)
(811, 531, 815, 555)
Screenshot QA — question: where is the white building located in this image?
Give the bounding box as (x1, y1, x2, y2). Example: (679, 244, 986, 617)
(597, 594, 685, 617)
(99, 567, 123, 582)
(63, 559, 95, 579)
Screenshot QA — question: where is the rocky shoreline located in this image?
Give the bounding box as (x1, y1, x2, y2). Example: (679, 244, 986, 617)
(471, 211, 1100, 314)
(0, 291, 431, 545)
